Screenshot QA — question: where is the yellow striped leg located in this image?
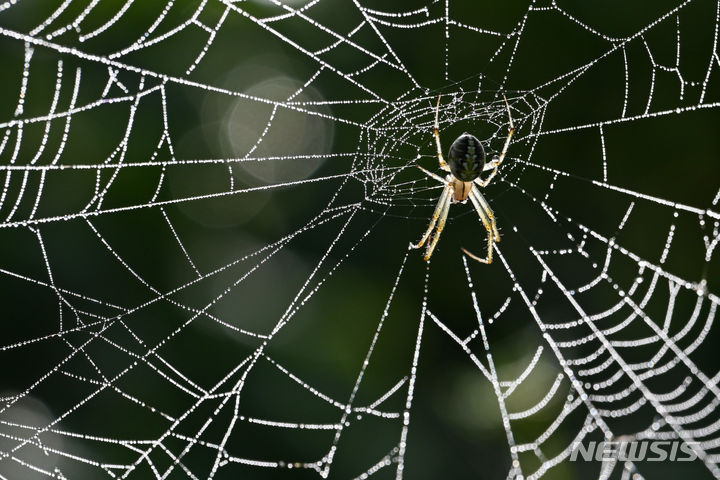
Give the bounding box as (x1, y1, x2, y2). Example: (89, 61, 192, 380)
(477, 95, 515, 187)
(410, 184, 452, 251)
(472, 188, 500, 242)
(434, 95, 451, 172)
(424, 187, 452, 261)
(464, 189, 495, 264)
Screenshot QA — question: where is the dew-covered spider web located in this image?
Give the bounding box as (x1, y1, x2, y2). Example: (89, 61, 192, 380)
(1, 0, 720, 479)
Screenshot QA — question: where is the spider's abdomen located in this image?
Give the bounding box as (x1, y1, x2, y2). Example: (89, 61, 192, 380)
(448, 133, 485, 182)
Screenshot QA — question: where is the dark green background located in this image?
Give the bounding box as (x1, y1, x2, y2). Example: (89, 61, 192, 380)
(0, 1, 719, 479)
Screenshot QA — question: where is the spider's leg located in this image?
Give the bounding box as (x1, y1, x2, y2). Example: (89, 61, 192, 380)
(434, 95, 451, 172)
(476, 95, 515, 187)
(462, 246, 493, 265)
(468, 188, 493, 236)
(482, 158, 500, 172)
(424, 186, 452, 261)
(410, 183, 452, 251)
(472, 188, 501, 242)
(463, 188, 495, 264)
(416, 165, 446, 184)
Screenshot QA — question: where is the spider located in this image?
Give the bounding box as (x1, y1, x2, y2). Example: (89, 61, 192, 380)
(410, 94, 514, 263)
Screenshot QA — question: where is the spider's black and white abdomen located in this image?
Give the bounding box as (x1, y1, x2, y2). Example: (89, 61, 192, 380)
(448, 133, 486, 182)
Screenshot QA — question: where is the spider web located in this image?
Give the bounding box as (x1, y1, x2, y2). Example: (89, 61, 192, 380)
(0, 0, 719, 479)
